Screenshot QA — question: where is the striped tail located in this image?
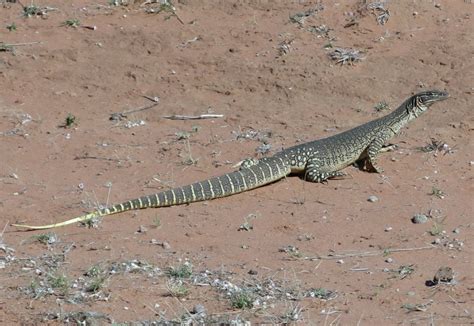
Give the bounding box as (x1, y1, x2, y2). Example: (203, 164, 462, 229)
(12, 156, 290, 230)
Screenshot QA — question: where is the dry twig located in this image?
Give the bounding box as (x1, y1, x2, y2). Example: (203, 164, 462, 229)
(306, 245, 436, 260)
(162, 114, 224, 120)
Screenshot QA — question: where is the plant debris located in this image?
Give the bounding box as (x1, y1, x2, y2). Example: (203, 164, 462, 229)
(367, 2, 390, 25)
(328, 48, 364, 65)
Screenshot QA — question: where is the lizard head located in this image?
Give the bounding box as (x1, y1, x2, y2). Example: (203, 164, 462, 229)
(416, 90, 449, 106)
(407, 90, 449, 117)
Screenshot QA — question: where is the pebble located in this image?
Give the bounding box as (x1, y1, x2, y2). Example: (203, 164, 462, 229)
(453, 228, 460, 234)
(136, 225, 147, 233)
(407, 291, 416, 296)
(385, 257, 394, 263)
(367, 195, 379, 202)
(384, 226, 393, 232)
(192, 304, 206, 315)
(336, 259, 344, 264)
(412, 213, 429, 224)
(162, 241, 171, 250)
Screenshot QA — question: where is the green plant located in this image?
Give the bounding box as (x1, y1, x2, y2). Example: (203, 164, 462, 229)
(166, 263, 193, 279)
(85, 265, 102, 277)
(32, 232, 57, 245)
(429, 187, 445, 199)
(86, 276, 106, 293)
(63, 113, 77, 128)
(48, 273, 69, 295)
(63, 19, 80, 27)
(23, 5, 42, 17)
(374, 101, 390, 112)
(429, 222, 443, 236)
(230, 291, 254, 309)
(152, 216, 161, 228)
(166, 280, 189, 298)
(6, 23, 17, 31)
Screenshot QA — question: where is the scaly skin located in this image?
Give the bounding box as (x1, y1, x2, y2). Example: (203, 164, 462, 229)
(12, 90, 448, 230)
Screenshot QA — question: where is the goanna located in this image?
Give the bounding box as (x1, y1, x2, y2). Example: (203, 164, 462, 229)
(13, 90, 449, 230)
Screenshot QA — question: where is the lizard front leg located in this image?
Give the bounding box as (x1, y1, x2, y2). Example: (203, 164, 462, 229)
(365, 130, 394, 173)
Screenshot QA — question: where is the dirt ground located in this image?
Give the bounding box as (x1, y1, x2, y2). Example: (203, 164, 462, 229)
(1, 0, 473, 324)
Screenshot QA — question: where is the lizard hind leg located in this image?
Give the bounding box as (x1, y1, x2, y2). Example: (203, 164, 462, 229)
(239, 158, 260, 170)
(304, 157, 345, 183)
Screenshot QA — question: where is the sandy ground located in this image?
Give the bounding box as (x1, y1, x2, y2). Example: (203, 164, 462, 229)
(1, 0, 473, 324)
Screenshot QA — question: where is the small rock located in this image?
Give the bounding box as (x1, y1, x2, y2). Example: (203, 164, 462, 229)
(434, 3, 441, 8)
(453, 228, 460, 234)
(407, 291, 416, 296)
(384, 226, 393, 232)
(433, 238, 441, 245)
(162, 241, 171, 250)
(367, 195, 379, 202)
(433, 266, 454, 284)
(248, 269, 258, 275)
(192, 304, 206, 315)
(385, 257, 394, 263)
(412, 213, 429, 224)
(136, 225, 147, 233)
(336, 259, 344, 264)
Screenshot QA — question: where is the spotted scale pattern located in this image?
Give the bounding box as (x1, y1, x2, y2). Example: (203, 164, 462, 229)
(13, 91, 448, 230)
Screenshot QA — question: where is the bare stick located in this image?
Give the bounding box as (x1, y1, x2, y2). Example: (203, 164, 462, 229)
(1, 41, 43, 47)
(306, 245, 436, 260)
(74, 155, 121, 162)
(110, 96, 160, 121)
(162, 114, 224, 120)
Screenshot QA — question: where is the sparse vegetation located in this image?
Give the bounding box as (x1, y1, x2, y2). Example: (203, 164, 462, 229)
(86, 275, 107, 293)
(289, 5, 324, 26)
(166, 262, 193, 279)
(367, 2, 390, 25)
(109, 0, 128, 6)
(230, 290, 254, 309)
(0, 43, 13, 52)
(388, 265, 416, 279)
(429, 186, 445, 199)
(374, 101, 390, 112)
(32, 232, 58, 245)
(279, 245, 303, 258)
(1, 2, 469, 325)
(6, 23, 16, 31)
(166, 279, 189, 298)
(429, 221, 444, 236)
(22, 4, 55, 17)
(152, 216, 161, 228)
(328, 48, 364, 65)
(417, 138, 450, 153)
(62, 113, 77, 128)
(63, 19, 80, 28)
(22, 4, 42, 17)
(48, 273, 70, 295)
